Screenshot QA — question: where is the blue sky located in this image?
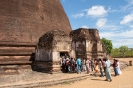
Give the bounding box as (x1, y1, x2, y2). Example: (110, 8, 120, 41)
(60, 0, 133, 48)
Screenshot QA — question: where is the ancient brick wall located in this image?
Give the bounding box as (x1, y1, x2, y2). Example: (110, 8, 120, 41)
(0, 0, 72, 74)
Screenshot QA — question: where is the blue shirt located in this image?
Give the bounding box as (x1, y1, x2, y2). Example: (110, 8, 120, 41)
(77, 58, 81, 66)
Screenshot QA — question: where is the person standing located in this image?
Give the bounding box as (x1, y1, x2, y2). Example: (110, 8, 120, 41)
(102, 58, 106, 75)
(82, 59, 86, 72)
(116, 60, 122, 75)
(105, 58, 112, 82)
(112, 59, 118, 76)
(76, 57, 82, 74)
(75, 58, 77, 72)
(94, 59, 97, 71)
(65, 59, 69, 73)
(68, 58, 72, 73)
(85, 58, 90, 74)
(90, 59, 94, 71)
(62, 56, 66, 72)
(98, 58, 104, 77)
(94, 61, 99, 76)
(71, 58, 75, 73)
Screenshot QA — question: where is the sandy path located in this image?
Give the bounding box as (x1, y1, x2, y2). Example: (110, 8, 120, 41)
(43, 58, 133, 88)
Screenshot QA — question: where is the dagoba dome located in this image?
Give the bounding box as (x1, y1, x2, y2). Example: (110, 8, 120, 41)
(0, 0, 72, 44)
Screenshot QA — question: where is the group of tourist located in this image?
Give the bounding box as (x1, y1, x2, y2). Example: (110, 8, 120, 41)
(60, 56, 122, 82)
(60, 56, 92, 74)
(61, 56, 82, 73)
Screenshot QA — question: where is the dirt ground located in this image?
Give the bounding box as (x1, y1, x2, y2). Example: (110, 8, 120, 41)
(43, 58, 133, 88)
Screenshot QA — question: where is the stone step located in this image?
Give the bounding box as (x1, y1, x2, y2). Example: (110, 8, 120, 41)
(0, 42, 36, 47)
(0, 56, 34, 61)
(0, 44, 35, 65)
(0, 61, 32, 65)
(0, 46, 35, 56)
(0, 52, 34, 56)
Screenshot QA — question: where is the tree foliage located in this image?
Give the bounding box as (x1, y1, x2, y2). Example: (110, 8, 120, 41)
(119, 46, 128, 58)
(101, 38, 113, 54)
(111, 46, 133, 58)
(111, 48, 121, 57)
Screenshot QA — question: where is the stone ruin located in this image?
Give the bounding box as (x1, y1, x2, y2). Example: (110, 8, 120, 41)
(34, 28, 107, 73)
(70, 28, 107, 59)
(0, 0, 107, 74)
(33, 29, 73, 72)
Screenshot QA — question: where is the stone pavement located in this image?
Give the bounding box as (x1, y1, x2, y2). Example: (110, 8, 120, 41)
(0, 60, 128, 88)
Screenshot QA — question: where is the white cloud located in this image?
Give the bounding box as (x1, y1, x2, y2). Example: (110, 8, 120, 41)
(98, 24, 121, 30)
(71, 13, 84, 18)
(120, 13, 133, 25)
(113, 39, 133, 48)
(120, 29, 133, 37)
(99, 31, 115, 39)
(100, 29, 133, 39)
(96, 18, 121, 30)
(99, 29, 133, 48)
(86, 5, 107, 17)
(96, 18, 107, 28)
(81, 25, 89, 28)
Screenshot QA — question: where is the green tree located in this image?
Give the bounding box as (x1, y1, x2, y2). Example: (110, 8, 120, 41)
(111, 48, 121, 57)
(127, 48, 133, 57)
(119, 46, 128, 58)
(101, 38, 113, 54)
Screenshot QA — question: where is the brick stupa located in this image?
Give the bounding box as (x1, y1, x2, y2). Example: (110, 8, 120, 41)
(0, 0, 72, 74)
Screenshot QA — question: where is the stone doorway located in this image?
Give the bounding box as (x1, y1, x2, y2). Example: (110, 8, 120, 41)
(60, 52, 69, 57)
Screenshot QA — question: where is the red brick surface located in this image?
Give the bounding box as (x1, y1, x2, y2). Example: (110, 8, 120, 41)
(0, 0, 72, 44)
